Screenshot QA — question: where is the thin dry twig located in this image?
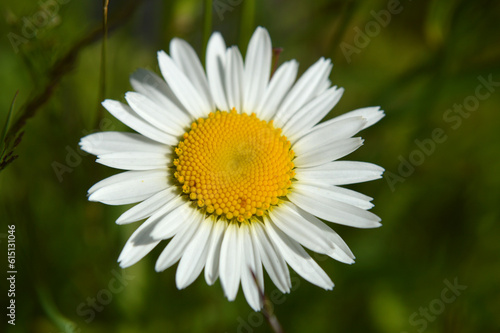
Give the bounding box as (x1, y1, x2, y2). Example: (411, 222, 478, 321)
(0, 0, 143, 172)
(251, 269, 285, 333)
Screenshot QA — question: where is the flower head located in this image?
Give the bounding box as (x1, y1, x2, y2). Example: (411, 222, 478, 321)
(80, 27, 385, 310)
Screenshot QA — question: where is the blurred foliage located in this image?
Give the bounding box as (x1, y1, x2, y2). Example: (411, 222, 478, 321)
(1, 0, 500, 332)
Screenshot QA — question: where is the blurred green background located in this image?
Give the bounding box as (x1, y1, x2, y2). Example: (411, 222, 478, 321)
(1, 0, 499, 332)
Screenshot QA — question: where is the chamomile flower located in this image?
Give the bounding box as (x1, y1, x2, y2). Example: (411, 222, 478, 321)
(80, 27, 385, 311)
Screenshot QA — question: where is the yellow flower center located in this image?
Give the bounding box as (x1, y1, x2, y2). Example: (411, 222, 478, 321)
(173, 109, 295, 222)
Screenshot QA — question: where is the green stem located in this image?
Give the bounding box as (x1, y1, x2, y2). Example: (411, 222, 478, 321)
(203, 0, 213, 63)
(239, 0, 256, 54)
(37, 285, 78, 333)
(95, 0, 110, 128)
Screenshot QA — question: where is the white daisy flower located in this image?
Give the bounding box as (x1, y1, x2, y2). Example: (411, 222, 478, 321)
(80, 27, 385, 311)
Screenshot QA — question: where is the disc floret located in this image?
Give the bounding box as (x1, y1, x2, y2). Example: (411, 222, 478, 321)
(174, 109, 295, 222)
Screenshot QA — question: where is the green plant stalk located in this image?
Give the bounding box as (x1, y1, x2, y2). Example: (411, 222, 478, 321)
(0, 91, 18, 156)
(239, 0, 256, 54)
(95, 0, 110, 128)
(203, 0, 213, 63)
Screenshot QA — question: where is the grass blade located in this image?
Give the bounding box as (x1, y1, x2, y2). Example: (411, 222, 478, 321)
(0, 91, 18, 155)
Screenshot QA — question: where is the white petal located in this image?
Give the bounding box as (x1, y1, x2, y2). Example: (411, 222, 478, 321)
(96, 151, 171, 171)
(204, 219, 228, 285)
(130, 69, 192, 124)
(102, 100, 177, 145)
(243, 27, 272, 113)
(270, 204, 353, 263)
(271, 202, 354, 264)
(80, 132, 169, 156)
(255, 60, 298, 121)
(116, 187, 179, 225)
(206, 32, 229, 111)
(291, 182, 374, 210)
(251, 221, 291, 293)
(88, 170, 168, 205)
(293, 137, 364, 168)
(317, 78, 332, 96)
(295, 161, 384, 185)
(170, 38, 215, 110)
(264, 216, 334, 290)
(155, 212, 201, 272)
(283, 86, 344, 142)
(288, 188, 381, 228)
(225, 46, 244, 112)
(292, 203, 355, 261)
(158, 51, 209, 118)
(274, 58, 332, 128)
(327, 106, 385, 130)
(125, 92, 186, 136)
(292, 117, 366, 156)
(176, 218, 214, 289)
(118, 217, 161, 268)
(150, 201, 196, 240)
(219, 222, 241, 301)
(239, 223, 263, 311)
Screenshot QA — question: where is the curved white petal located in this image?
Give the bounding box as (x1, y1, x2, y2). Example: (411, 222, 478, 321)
(96, 151, 171, 171)
(243, 27, 272, 113)
(88, 170, 168, 205)
(129, 68, 189, 119)
(325, 106, 385, 130)
(295, 161, 384, 185)
(219, 222, 241, 301)
(158, 51, 209, 118)
(291, 182, 374, 210)
(125, 92, 186, 136)
(292, 202, 355, 261)
(288, 188, 381, 228)
(155, 211, 201, 272)
(80, 132, 169, 156)
(283, 86, 344, 142)
(116, 187, 180, 225)
(293, 137, 364, 168)
(273, 58, 332, 128)
(225, 46, 244, 112)
(271, 202, 354, 264)
(251, 221, 291, 293)
(150, 201, 196, 240)
(204, 219, 228, 285)
(102, 100, 177, 145)
(118, 216, 162, 268)
(206, 32, 229, 111)
(170, 38, 215, 110)
(176, 218, 214, 289)
(317, 78, 332, 96)
(292, 117, 366, 156)
(264, 216, 334, 290)
(239, 223, 263, 311)
(256, 60, 298, 121)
